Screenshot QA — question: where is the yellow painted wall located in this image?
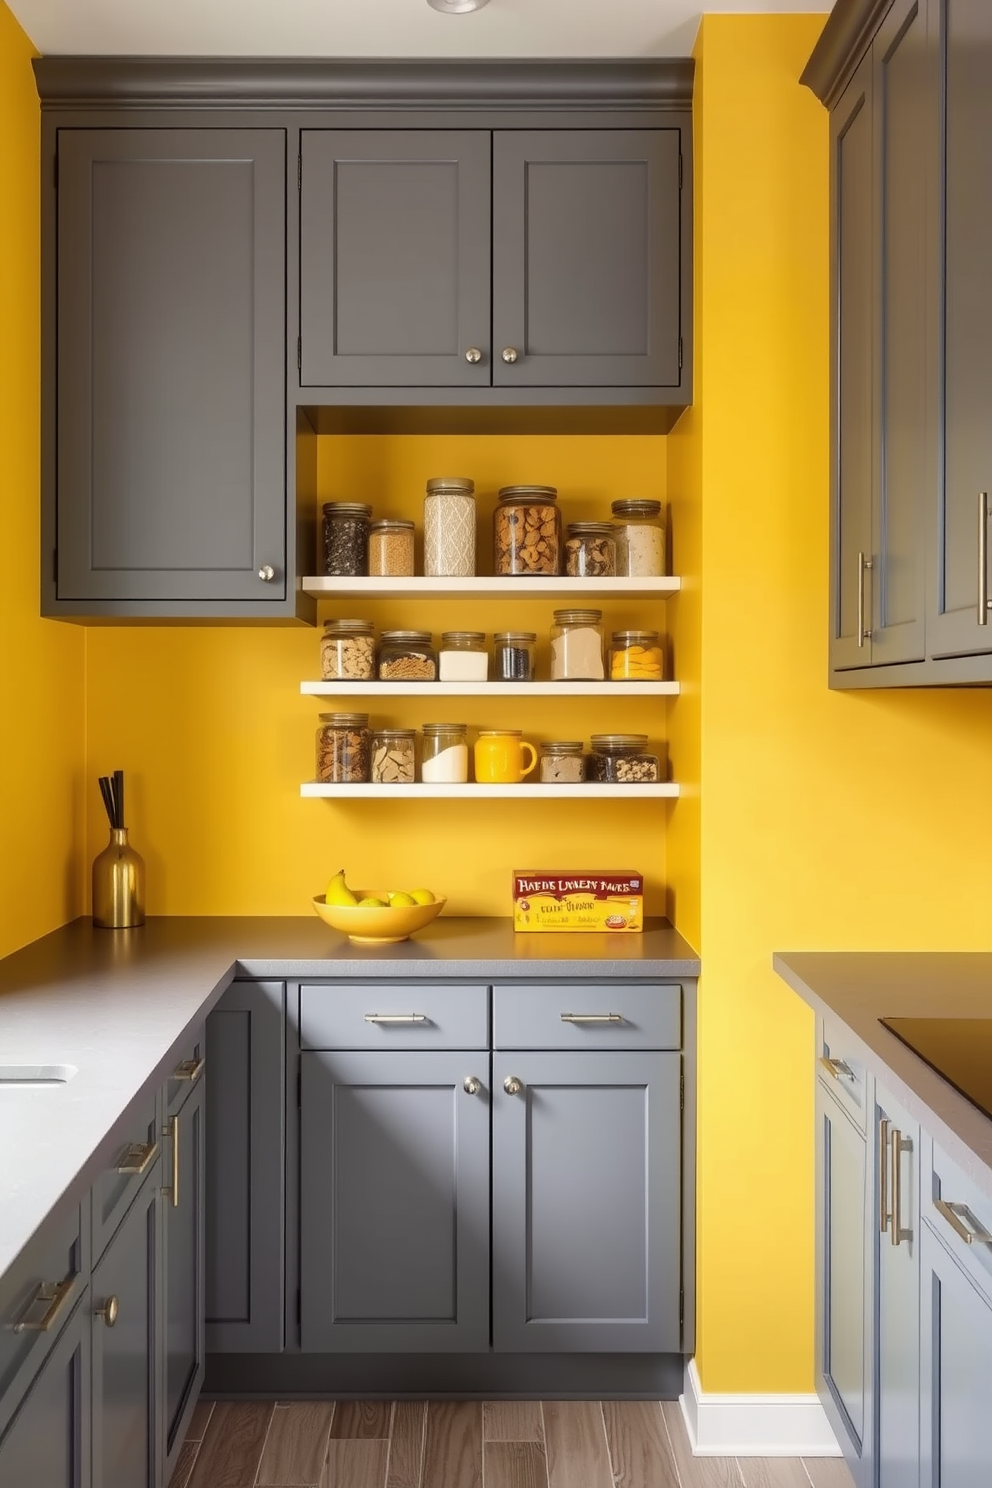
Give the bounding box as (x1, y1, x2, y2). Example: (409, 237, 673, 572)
(0, 1, 86, 958)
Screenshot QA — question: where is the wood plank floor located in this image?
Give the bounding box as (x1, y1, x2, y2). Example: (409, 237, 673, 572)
(170, 1398, 855, 1488)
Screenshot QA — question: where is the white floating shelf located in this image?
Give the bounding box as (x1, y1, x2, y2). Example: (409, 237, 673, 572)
(301, 782, 680, 799)
(301, 576, 681, 600)
(301, 680, 679, 697)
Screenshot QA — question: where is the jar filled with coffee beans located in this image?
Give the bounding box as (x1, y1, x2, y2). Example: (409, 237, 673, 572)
(370, 728, 416, 784)
(493, 631, 536, 682)
(368, 520, 415, 578)
(320, 619, 375, 682)
(377, 630, 437, 681)
(539, 741, 586, 784)
(565, 522, 616, 578)
(322, 502, 372, 576)
(316, 713, 371, 783)
(587, 734, 661, 783)
(494, 486, 561, 576)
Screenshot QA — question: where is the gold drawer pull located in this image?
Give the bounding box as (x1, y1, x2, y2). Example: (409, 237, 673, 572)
(819, 1055, 855, 1081)
(13, 1278, 75, 1334)
(116, 1140, 159, 1175)
(364, 1013, 427, 1024)
(173, 1056, 204, 1082)
(161, 1115, 180, 1209)
(560, 1012, 624, 1023)
(935, 1199, 992, 1248)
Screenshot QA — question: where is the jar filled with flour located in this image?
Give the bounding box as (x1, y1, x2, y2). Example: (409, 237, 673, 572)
(610, 499, 666, 577)
(420, 723, 470, 783)
(423, 477, 476, 577)
(549, 609, 605, 681)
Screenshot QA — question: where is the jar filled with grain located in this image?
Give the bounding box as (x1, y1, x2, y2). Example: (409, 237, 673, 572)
(610, 499, 666, 577)
(609, 630, 664, 681)
(493, 631, 536, 682)
(539, 741, 586, 784)
(370, 728, 416, 785)
(494, 486, 561, 576)
(549, 608, 605, 681)
(320, 619, 375, 682)
(587, 734, 661, 783)
(420, 723, 469, 783)
(316, 712, 371, 783)
(424, 477, 476, 577)
(565, 522, 616, 578)
(438, 632, 488, 682)
(322, 502, 372, 576)
(368, 519, 415, 578)
(377, 630, 437, 681)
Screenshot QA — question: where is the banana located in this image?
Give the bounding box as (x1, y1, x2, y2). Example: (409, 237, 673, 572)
(325, 868, 358, 907)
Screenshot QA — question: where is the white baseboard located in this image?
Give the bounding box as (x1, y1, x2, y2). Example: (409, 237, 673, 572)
(679, 1358, 842, 1457)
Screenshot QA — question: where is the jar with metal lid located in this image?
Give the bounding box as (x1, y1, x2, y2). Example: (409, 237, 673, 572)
(610, 499, 666, 577)
(377, 630, 437, 681)
(320, 619, 375, 682)
(549, 608, 605, 681)
(493, 631, 536, 682)
(609, 629, 664, 681)
(370, 728, 416, 785)
(322, 502, 372, 577)
(420, 723, 469, 783)
(438, 631, 488, 682)
(565, 522, 616, 578)
(368, 519, 415, 578)
(494, 486, 561, 576)
(587, 734, 661, 783)
(316, 712, 371, 783)
(539, 741, 586, 784)
(424, 477, 476, 577)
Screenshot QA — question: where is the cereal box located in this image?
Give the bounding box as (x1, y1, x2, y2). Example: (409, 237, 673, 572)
(511, 870, 644, 933)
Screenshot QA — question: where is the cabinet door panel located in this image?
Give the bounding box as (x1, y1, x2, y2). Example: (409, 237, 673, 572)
(56, 129, 286, 603)
(300, 1050, 489, 1352)
(492, 1051, 680, 1352)
(0, 1295, 90, 1488)
(920, 1224, 992, 1486)
(493, 131, 682, 388)
(163, 1077, 205, 1480)
(875, 1087, 920, 1488)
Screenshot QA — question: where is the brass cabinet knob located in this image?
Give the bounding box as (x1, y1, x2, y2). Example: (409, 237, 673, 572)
(465, 347, 483, 364)
(503, 1075, 523, 1095)
(258, 565, 276, 582)
(501, 348, 519, 364)
(463, 1076, 481, 1095)
(96, 1295, 119, 1328)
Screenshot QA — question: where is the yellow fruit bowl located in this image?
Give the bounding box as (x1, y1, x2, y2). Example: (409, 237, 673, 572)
(312, 891, 447, 945)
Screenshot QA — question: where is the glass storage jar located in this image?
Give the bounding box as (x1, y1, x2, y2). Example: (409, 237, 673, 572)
(420, 723, 469, 783)
(493, 631, 536, 682)
(610, 499, 666, 577)
(587, 734, 661, 783)
(539, 741, 586, 784)
(549, 608, 605, 681)
(322, 501, 372, 576)
(316, 712, 371, 783)
(494, 486, 561, 576)
(609, 629, 664, 681)
(377, 630, 437, 681)
(368, 519, 415, 578)
(424, 477, 476, 577)
(438, 632, 488, 682)
(320, 619, 375, 682)
(370, 728, 416, 784)
(564, 522, 616, 578)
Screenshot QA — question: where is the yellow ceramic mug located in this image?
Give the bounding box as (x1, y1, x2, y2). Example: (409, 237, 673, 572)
(474, 730, 538, 784)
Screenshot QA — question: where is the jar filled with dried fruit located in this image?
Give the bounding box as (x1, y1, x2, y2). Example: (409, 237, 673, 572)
(565, 522, 616, 578)
(421, 723, 469, 783)
(539, 741, 586, 784)
(587, 734, 661, 783)
(424, 477, 476, 577)
(320, 619, 375, 682)
(377, 630, 437, 681)
(322, 502, 372, 577)
(316, 712, 371, 783)
(370, 728, 416, 785)
(609, 630, 664, 682)
(494, 486, 561, 576)
(493, 631, 536, 682)
(549, 608, 605, 681)
(368, 520, 415, 578)
(610, 499, 666, 577)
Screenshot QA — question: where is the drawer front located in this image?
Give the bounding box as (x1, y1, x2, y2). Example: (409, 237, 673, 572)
(164, 1025, 206, 1119)
(91, 1090, 160, 1261)
(300, 982, 489, 1050)
(817, 1014, 867, 1132)
(493, 982, 681, 1050)
(925, 1135, 992, 1303)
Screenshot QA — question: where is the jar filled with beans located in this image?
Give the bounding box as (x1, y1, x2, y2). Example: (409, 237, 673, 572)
(320, 619, 375, 682)
(494, 486, 561, 576)
(493, 631, 536, 682)
(587, 734, 661, 783)
(377, 630, 437, 681)
(565, 522, 616, 578)
(368, 520, 415, 578)
(316, 713, 371, 783)
(322, 502, 372, 577)
(370, 728, 416, 784)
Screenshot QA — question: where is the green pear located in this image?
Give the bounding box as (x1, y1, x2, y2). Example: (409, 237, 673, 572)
(357, 896, 389, 908)
(388, 891, 417, 906)
(325, 869, 358, 907)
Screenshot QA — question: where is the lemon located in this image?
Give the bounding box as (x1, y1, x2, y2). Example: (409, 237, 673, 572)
(357, 896, 389, 908)
(409, 888, 435, 905)
(388, 891, 417, 907)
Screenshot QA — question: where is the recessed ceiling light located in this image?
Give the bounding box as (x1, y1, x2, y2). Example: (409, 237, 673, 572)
(427, 0, 491, 12)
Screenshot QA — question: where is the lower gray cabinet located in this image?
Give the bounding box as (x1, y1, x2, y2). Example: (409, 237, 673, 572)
(0, 1292, 91, 1488)
(919, 1222, 992, 1485)
(300, 1049, 490, 1353)
(491, 1050, 681, 1352)
(874, 1086, 920, 1488)
(162, 1074, 205, 1483)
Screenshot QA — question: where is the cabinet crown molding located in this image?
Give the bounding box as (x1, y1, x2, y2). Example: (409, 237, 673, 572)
(32, 56, 694, 111)
(800, 0, 896, 107)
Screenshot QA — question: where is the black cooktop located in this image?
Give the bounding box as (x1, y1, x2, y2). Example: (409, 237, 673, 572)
(881, 1018, 992, 1123)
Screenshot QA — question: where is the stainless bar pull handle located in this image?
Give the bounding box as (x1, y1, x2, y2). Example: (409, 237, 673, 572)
(858, 551, 873, 646)
(980, 491, 990, 626)
(364, 1013, 427, 1024)
(878, 1118, 890, 1236)
(891, 1128, 912, 1247)
(559, 1012, 624, 1024)
(819, 1055, 854, 1081)
(934, 1198, 992, 1248)
(13, 1278, 75, 1334)
(173, 1056, 204, 1083)
(116, 1140, 159, 1176)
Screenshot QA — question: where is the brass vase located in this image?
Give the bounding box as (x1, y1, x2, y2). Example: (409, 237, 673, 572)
(92, 828, 146, 928)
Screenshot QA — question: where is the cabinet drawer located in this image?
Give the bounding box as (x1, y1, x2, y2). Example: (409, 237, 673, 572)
(493, 982, 681, 1050)
(92, 1089, 160, 1261)
(925, 1136, 992, 1303)
(300, 983, 489, 1050)
(817, 1015, 867, 1132)
(164, 1026, 206, 1119)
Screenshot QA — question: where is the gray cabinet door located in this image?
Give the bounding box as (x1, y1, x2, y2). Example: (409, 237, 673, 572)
(91, 1167, 159, 1488)
(930, 0, 992, 659)
(300, 1049, 489, 1353)
(816, 1077, 873, 1488)
(300, 130, 491, 387)
(492, 130, 682, 389)
(875, 1087, 920, 1488)
(162, 1076, 204, 1482)
(205, 981, 285, 1354)
(0, 1294, 90, 1488)
(56, 129, 286, 604)
(491, 1050, 680, 1353)
(920, 1223, 992, 1486)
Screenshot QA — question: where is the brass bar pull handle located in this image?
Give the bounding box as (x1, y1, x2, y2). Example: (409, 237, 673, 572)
(173, 1056, 204, 1082)
(890, 1128, 912, 1247)
(934, 1198, 992, 1248)
(162, 1116, 179, 1209)
(12, 1278, 75, 1334)
(980, 492, 990, 626)
(364, 1013, 427, 1024)
(878, 1118, 890, 1236)
(560, 1012, 624, 1024)
(116, 1140, 159, 1176)
(858, 551, 873, 646)
(819, 1055, 855, 1081)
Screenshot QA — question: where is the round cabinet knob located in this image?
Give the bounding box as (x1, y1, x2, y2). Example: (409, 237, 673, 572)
(501, 348, 519, 364)
(258, 564, 276, 582)
(96, 1295, 119, 1328)
(463, 1076, 481, 1095)
(503, 1075, 523, 1096)
(464, 347, 483, 364)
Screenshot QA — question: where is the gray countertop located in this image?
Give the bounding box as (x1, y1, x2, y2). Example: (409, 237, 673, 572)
(0, 914, 698, 1280)
(774, 951, 992, 1199)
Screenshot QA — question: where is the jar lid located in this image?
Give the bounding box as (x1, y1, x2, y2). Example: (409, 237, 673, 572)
(318, 712, 370, 726)
(541, 740, 584, 753)
(611, 499, 662, 518)
(494, 631, 537, 643)
(589, 733, 650, 751)
(478, 729, 521, 737)
(322, 618, 373, 631)
(611, 629, 660, 644)
(566, 522, 615, 537)
(322, 501, 373, 517)
(552, 608, 603, 624)
(371, 728, 416, 739)
(422, 722, 467, 732)
(426, 477, 475, 494)
(369, 519, 414, 532)
(440, 631, 486, 645)
(497, 485, 558, 501)
(380, 629, 433, 643)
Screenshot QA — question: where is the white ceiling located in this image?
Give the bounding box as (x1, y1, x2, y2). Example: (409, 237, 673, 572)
(9, 0, 831, 60)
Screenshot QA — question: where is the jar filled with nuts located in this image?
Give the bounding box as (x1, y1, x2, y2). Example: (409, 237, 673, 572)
(316, 713, 371, 783)
(370, 728, 416, 784)
(368, 520, 415, 578)
(322, 502, 372, 576)
(494, 486, 561, 576)
(539, 741, 586, 784)
(587, 734, 661, 783)
(320, 619, 375, 682)
(565, 522, 616, 578)
(377, 630, 437, 681)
